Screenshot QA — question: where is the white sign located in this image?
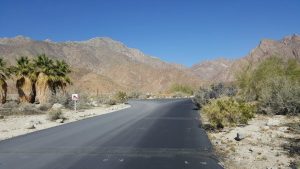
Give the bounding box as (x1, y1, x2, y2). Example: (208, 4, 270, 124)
(72, 94, 79, 101)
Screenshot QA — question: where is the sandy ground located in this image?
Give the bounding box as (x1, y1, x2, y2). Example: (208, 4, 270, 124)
(0, 104, 130, 141)
(205, 114, 300, 169)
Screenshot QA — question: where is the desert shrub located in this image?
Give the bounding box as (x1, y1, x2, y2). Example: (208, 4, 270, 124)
(55, 91, 92, 110)
(93, 95, 118, 105)
(92, 95, 107, 104)
(128, 91, 141, 99)
(105, 99, 117, 105)
(13, 103, 43, 115)
(0, 102, 45, 116)
(258, 76, 300, 115)
(193, 83, 237, 108)
(136, 94, 148, 99)
(48, 108, 64, 121)
(114, 91, 128, 103)
(236, 56, 300, 115)
(202, 97, 256, 128)
(169, 84, 194, 95)
(193, 87, 211, 108)
(0, 101, 18, 116)
(19, 103, 43, 114)
(38, 103, 52, 111)
(210, 83, 237, 98)
(2, 101, 18, 109)
(49, 93, 69, 106)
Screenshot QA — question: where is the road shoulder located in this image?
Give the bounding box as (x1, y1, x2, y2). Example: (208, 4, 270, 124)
(0, 104, 130, 141)
(201, 113, 300, 169)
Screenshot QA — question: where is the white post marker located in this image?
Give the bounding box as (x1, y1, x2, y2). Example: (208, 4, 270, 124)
(72, 94, 79, 112)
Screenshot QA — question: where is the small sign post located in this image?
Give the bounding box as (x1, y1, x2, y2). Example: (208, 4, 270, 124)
(72, 94, 79, 112)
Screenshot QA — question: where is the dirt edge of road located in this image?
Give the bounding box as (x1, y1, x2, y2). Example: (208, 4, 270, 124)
(0, 104, 130, 141)
(199, 113, 300, 169)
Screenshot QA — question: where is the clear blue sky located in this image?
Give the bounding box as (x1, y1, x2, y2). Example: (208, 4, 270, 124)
(0, 0, 299, 66)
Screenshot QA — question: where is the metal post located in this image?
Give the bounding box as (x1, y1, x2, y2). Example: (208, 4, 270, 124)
(74, 100, 77, 112)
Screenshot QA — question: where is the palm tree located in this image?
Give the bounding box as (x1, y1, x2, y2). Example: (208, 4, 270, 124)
(52, 60, 71, 94)
(0, 58, 10, 104)
(33, 54, 55, 104)
(11, 57, 36, 103)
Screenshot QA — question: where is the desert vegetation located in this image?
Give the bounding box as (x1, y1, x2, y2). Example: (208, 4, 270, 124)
(202, 96, 256, 128)
(193, 56, 300, 168)
(47, 108, 64, 121)
(236, 56, 300, 115)
(169, 83, 194, 97)
(2, 54, 72, 105)
(194, 56, 300, 128)
(0, 54, 73, 117)
(0, 58, 10, 104)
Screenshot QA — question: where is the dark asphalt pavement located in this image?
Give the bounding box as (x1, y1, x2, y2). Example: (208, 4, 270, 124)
(0, 99, 223, 169)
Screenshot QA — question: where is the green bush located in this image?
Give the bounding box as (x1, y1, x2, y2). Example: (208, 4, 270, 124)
(202, 97, 256, 128)
(48, 108, 64, 121)
(193, 83, 237, 108)
(169, 84, 194, 95)
(114, 91, 128, 103)
(236, 56, 300, 115)
(258, 76, 300, 115)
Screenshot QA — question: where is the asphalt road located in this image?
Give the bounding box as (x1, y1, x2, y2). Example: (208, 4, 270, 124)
(0, 99, 223, 169)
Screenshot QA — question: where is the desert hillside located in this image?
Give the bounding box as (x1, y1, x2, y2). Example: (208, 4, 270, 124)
(191, 34, 300, 82)
(1, 34, 299, 94)
(0, 36, 202, 95)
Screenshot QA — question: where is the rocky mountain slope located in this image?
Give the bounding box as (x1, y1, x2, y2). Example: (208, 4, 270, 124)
(191, 34, 300, 82)
(1, 34, 299, 94)
(191, 58, 233, 82)
(0, 36, 201, 95)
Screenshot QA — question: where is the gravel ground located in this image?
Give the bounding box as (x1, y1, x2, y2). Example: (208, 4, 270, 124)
(206, 114, 300, 169)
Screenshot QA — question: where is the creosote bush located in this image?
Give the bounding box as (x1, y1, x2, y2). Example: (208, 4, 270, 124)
(48, 108, 64, 121)
(236, 56, 300, 115)
(193, 83, 237, 108)
(202, 97, 256, 128)
(258, 76, 300, 115)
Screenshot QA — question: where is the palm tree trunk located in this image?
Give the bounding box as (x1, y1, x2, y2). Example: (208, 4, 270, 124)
(0, 79, 7, 104)
(16, 76, 35, 103)
(35, 73, 52, 104)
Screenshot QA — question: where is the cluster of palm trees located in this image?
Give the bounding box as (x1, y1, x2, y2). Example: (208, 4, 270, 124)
(0, 54, 71, 104)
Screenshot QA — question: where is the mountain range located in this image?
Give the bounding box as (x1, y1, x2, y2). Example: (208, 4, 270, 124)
(191, 34, 300, 82)
(0, 34, 299, 95)
(0, 36, 201, 95)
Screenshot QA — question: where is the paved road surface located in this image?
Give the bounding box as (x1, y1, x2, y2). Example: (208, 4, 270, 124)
(0, 99, 223, 169)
